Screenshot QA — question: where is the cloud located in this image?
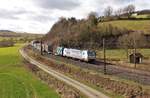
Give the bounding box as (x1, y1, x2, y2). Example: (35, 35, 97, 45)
(0, 0, 150, 34)
(0, 9, 26, 19)
(35, 0, 80, 10)
(131, 0, 150, 10)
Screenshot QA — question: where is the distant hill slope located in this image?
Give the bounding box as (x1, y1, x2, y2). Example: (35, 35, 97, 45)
(136, 10, 150, 15)
(98, 20, 150, 34)
(0, 30, 15, 33)
(0, 30, 43, 38)
(0, 30, 43, 42)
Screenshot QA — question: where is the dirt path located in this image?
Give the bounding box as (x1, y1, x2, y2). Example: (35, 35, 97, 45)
(20, 49, 110, 98)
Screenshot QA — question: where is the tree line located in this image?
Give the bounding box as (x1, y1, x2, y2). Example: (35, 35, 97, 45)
(104, 4, 135, 18)
(0, 39, 14, 47)
(44, 4, 148, 51)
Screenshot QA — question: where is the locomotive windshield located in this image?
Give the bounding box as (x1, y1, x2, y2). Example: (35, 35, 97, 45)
(88, 51, 96, 57)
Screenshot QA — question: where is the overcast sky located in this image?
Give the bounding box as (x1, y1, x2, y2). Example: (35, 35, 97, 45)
(0, 0, 150, 34)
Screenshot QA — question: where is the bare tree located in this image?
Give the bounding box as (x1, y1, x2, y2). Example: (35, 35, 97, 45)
(128, 31, 146, 48)
(104, 6, 113, 17)
(118, 31, 146, 61)
(124, 4, 135, 18)
(115, 8, 123, 18)
(118, 34, 130, 60)
(87, 12, 98, 27)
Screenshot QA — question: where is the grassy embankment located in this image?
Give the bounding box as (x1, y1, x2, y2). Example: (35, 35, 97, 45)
(0, 44, 59, 98)
(98, 20, 150, 70)
(131, 14, 150, 19)
(97, 49, 150, 60)
(27, 47, 123, 98)
(96, 49, 150, 71)
(98, 20, 150, 34)
(28, 47, 150, 98)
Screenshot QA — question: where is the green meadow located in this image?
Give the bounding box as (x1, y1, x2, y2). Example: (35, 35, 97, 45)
(98, 20, 150, 34)
(97, 49, 150, 60)
(0, 44, 59, 98)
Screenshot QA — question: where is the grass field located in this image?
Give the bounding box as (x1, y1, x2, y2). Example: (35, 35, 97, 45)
(97, 49, 150, 60)
(0, 44, 59, 98)
(97, 48, 150, 71)
(135, 14, 150, 18)
(0, 37, 8, 41)
(98, 20, 150, 34)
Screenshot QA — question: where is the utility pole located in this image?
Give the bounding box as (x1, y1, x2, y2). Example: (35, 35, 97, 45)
(134, 38, 137, 68)
(41, 40, 43, 55)
(103, 38, 107, 74)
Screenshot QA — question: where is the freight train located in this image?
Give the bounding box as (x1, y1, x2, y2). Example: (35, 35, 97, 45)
(30, 40, 96, 62)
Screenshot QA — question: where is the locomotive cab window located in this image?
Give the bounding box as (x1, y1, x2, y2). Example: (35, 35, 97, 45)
(88, 51, 96, 56)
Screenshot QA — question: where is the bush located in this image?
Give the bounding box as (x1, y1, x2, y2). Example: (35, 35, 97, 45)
(0, 40, 14, 47)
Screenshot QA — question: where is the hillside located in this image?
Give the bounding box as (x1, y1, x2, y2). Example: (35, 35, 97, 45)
(0, 30, 43, 42)
(0, 30, 19, 37)
(136, 9, 150, 15)
(98, 20, 150, 34)
(0, 30, 15, 33)
(0, 30, 43, 37)
(45, 14, 150, 49)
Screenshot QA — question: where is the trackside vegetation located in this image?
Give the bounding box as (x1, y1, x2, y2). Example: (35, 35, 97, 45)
(26, 47, 150, 98)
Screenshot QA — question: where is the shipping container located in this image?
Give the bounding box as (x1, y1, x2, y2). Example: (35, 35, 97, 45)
(56, 46, 64, 56)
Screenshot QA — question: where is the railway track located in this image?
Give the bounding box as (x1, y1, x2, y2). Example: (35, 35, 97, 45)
(20, 48, 109, 98)
(43, 52, 150, 86)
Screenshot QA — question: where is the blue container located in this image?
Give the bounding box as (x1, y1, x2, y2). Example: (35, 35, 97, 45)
(56, 47, 64, 56)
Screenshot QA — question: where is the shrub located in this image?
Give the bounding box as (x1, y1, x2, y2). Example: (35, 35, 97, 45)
(0, 40, 14, 47)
